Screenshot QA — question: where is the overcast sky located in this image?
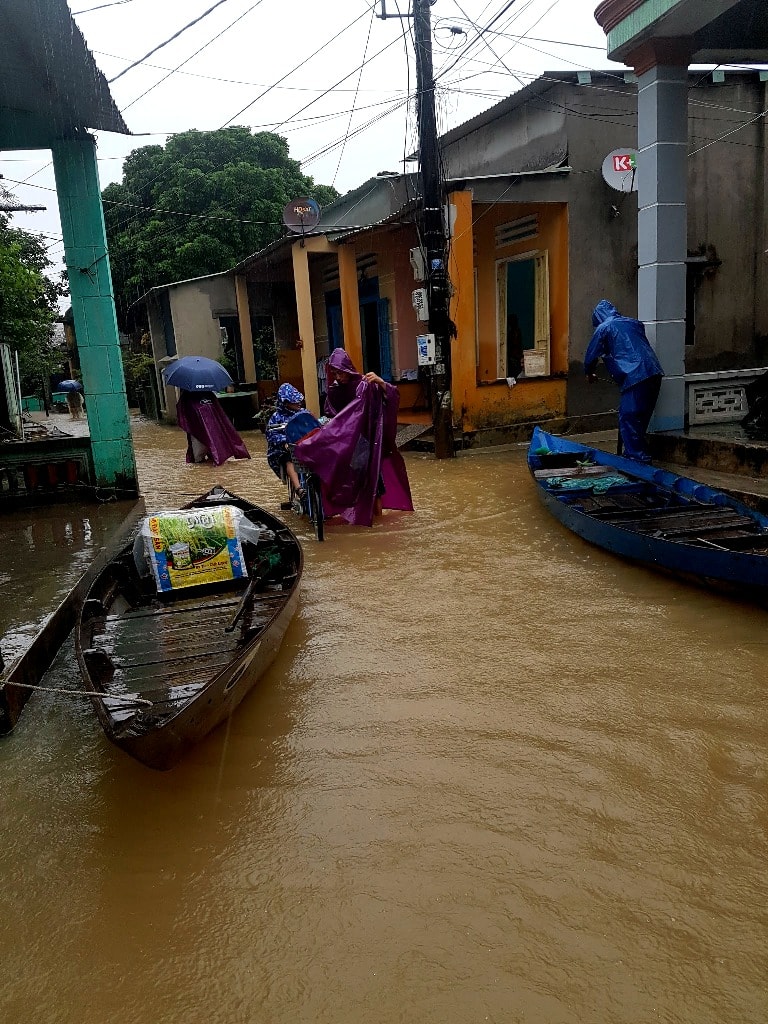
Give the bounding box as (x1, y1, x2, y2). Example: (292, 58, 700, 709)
(3, 0, 624, 291)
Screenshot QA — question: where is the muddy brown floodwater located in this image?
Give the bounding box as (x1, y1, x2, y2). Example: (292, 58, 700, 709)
(0, 415, 766, 1024)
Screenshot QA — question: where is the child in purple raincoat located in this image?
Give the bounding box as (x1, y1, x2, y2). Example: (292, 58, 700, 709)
(295, 348, 413, 527)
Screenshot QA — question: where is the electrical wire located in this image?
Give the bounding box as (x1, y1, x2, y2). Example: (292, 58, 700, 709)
(94, 47, 410, 92)
(689, 105, 767, 155)
(100, 0, 368, 247)
(439, 0, 565, 88)
(450, 0, 527, 87)
(108, 0, 234, 83)
(122, 0, 266, 111)
(219, 1, 378, 127)
(269, 32, 406, 134)
(434, 0, 524, 82)
(331, 6, 376, 187)
(301, 98, 410, 167)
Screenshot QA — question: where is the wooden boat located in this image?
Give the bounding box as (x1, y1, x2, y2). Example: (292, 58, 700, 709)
(528, 426, 768, 599)
(75, 486, 302, 770)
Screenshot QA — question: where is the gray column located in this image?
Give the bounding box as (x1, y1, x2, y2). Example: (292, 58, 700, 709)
(637, 63, 688, 431)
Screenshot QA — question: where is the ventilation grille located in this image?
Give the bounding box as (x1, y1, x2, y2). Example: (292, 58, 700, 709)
(690, 385, 748, 424)
(495, 214, 538, 248)
(357, 252, 377, 276)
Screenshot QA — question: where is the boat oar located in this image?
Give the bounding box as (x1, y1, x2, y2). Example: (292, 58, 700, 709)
(224, 561, 268, 634)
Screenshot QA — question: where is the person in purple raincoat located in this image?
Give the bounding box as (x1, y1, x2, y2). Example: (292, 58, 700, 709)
(295, 348, 413, 527)
(175, 390, 250, 466)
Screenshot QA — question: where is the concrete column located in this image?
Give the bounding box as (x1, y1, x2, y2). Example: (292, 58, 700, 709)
(337, 245, 364, 370)
(235, 274, 257, 383)
(636, 63, 688, 431)
(52, 135, 137, 492)
(291, 242, 321, 417)
(448, 190, 475, 431)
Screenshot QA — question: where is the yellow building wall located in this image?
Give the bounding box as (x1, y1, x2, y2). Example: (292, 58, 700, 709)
(453, 196, 569, 431)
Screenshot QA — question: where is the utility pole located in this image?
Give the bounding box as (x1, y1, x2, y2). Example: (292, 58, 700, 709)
(379, 0, 455, 458)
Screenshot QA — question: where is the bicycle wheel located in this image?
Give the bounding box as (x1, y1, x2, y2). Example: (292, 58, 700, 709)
(306, 476, 325, 542)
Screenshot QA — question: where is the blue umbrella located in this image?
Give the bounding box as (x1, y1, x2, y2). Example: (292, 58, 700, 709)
(57, 379, 83, 392)
(163, 356, 233, 393)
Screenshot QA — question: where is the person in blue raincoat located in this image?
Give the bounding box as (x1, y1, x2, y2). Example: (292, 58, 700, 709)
(266, 383, 305, 500)
(584, 299, 664, 462)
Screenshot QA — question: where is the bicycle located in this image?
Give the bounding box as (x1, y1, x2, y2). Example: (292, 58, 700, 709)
(285, 448, 325, 542)
(282, 411, 325, 542)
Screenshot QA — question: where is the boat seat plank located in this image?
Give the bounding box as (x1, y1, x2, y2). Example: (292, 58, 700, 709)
(109, 657, 235, 697)
(590, 502, 719, 519)
(602, 508, 747, 529)
(101, 681, 206, 710)
(90, 592, 271, 698)
(590, 502, 708, 519)
(97, 603, 278, 647)
(653, 516, 759, 538)
(104, 595, 242, 621)
(116, 637, 241, 670)
(120, 665, 231, 695)
(110, 682, 208, 705)
(104, 615, 273, 663)
(100, 592, 284, 630)
(533, 465, 610, 479)
(574, 494, 654, 513)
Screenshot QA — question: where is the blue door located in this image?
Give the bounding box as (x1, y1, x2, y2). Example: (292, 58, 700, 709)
(377, 298, 392, 382)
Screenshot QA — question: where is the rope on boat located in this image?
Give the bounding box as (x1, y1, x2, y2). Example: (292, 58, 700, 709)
(2, 680, 152, 707)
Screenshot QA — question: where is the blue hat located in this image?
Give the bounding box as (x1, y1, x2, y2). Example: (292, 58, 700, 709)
(277, 383, 304, 406)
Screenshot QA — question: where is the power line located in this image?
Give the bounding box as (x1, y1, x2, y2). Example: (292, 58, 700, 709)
(331, 6, 377, 186)
(95, 48, 409, 92)
(434, 0, 523, 82)
(270, 32, 405, 134)
(122, 0, 266, 111)
(302, 97, 410, 166)
(219, 2, 378, 127)
(439, 0, 565, 85)
(689, 105, 768, 155)
(109, 0, 234, 83)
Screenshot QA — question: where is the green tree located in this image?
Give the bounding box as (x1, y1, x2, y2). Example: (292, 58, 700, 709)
(0, 216, 66, 394)
(103, 128, 338, 326)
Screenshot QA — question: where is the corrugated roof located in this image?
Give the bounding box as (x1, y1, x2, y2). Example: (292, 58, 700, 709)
(129, 269, 234, 310)
(0, 0, 129, 140)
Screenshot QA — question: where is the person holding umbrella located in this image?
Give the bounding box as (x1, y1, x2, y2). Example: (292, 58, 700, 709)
(163, 356, 250, 466)
(58, 379, 84, 420)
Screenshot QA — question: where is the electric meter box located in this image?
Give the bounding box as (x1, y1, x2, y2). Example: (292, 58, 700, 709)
(416, 333, 436, 366)
(412, 287, 429, 322)
(409, 247, 426, 280)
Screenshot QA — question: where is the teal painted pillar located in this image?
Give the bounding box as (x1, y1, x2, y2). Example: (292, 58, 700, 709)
(51, 134, 138, 493)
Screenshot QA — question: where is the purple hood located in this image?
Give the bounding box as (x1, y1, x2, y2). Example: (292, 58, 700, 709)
(324, 348, 362, 417)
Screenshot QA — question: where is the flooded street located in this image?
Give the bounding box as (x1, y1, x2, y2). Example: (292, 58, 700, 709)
(1, 415, 766, 1024)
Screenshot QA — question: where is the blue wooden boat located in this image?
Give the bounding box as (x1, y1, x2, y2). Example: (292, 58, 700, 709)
(528, 426, 768, 598)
